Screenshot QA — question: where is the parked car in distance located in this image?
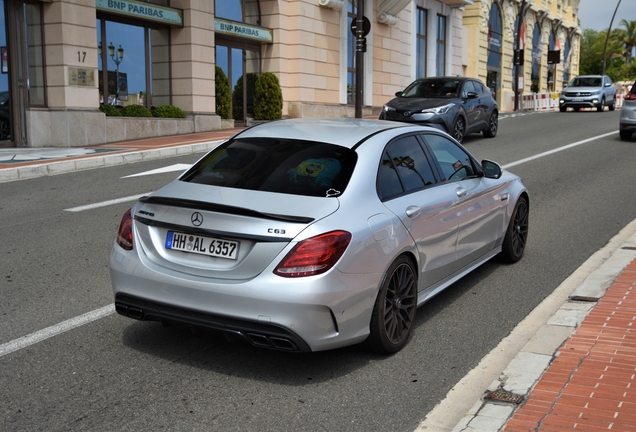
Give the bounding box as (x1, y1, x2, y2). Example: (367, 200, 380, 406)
(110, 118, 529, 354)
(619, 83, 636, 141)
(379, 77, 499, 143)
(559, 75, 617, 112)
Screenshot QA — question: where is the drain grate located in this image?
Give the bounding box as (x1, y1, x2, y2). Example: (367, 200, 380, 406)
(570, 296, 599, 302)
(484, 389, 524, 404)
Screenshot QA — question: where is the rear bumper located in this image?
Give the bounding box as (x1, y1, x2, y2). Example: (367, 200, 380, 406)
(110, 245, 380, 352)
(618, 122, 636, 132)
(115, 293, 312, 351)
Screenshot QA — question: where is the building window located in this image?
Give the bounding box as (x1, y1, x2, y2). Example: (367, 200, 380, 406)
(436, 15, 446, 76)
(25, 3, 45, 106)
(97, 18, 170, 108)
(531, 23, 541, 93)
(416, 8, 427, 78)
(347, 0, 357, 105)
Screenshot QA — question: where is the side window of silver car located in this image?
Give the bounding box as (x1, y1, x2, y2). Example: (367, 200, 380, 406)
(377, 135, 437, 200)
(423, 134, 475, 181)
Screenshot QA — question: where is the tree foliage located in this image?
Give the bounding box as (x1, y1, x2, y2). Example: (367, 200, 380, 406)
(215, 66, 231, 119)
(254, 72, 283, 121)
(579, 21, 636, 81)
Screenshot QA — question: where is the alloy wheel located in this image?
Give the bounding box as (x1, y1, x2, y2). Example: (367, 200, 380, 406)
(382, 262, 417, 346)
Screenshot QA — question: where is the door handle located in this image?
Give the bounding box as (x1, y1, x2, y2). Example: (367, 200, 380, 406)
(455, 186, 468, 198)
(406, 205, 421, 218)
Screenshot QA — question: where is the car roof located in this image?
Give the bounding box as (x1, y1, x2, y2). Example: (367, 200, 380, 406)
(234, 118, 417, 148)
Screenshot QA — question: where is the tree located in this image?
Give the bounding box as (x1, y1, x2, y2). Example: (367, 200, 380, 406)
(619, 19, 636, 65)
(254, 72, 283, 121)
(215, 66, 231, 119)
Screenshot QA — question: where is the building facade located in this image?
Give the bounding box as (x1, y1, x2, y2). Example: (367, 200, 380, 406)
(0, 0, 579, 148)
(463, 0, 581, 111)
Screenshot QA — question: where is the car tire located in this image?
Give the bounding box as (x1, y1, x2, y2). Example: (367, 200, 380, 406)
(609, 99, 616, 111)
(365, 255, 417, 354)
(452, 117, 466, 143)
(559, 106, 567, 112)
(574, 107, 581, 112)
(483, 111, 498, 138)
(597, 98, 605, 112)
(620, 130, 633, 141)
(499, 196, 529, 264)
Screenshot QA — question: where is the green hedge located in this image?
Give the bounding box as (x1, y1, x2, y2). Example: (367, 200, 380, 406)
(99, 104, 120, 116)
(101, 103, 186, 118)
(120, 104, 153, 117)
(232, 73, 257, 120)
(153, 105, 185, 118)
(215, 66, 231, 119)
(254, 72, 283, 121)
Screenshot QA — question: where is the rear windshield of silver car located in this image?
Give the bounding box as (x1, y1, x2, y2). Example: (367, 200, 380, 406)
(180, 138, 357, 198)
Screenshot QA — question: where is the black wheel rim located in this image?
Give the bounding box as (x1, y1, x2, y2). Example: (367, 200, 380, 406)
(511, 201, 529, 257)
(489, 114, 498, 135)
(383, 263, 417, 345)
(454, 119, 465, 142)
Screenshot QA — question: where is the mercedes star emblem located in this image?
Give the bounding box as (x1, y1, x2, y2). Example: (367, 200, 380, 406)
(191, 212, 203, 226)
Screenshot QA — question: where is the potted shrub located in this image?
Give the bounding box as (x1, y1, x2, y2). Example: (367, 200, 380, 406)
(254, 72, 283, 121)
(215, 66, 231, 119)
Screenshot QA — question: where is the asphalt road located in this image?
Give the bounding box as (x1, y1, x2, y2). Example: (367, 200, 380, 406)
(1, 110, 635, 431)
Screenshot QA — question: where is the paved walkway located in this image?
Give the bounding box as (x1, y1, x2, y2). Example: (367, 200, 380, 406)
(0, 128, 241, 182)
(446, 226, 636, 432)
(2, 124, 635, 431)
(503, 257, 636, 431)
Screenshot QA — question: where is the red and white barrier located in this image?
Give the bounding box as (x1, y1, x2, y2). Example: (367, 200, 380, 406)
(511, 93, 626, 111)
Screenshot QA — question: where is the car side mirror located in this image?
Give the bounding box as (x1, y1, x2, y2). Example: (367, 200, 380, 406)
(605, 82, 611, 87)
(466, 92, 478, 99)
(395, 91, 403, 97)
(481, 159, 502, 179)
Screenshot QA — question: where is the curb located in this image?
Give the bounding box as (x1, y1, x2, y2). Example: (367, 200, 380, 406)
(416, 218, 636, 432)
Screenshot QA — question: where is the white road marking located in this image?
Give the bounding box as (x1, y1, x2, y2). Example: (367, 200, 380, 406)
(4, 130, 619, 356)
(121, 163, 191, 178)
(0, 305, 115, 358)
(502, 131, 618, 169)
(64, 193, 150, 212)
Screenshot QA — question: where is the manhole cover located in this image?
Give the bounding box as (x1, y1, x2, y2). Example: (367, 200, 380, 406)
(484, 390, 524, 404)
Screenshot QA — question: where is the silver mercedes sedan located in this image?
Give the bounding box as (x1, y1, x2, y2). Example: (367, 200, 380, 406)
(110, 118, 528, 354)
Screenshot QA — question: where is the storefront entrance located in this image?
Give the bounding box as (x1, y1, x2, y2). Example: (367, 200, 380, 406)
(0, 0, 46, 148)
(216, 39, 261, 124)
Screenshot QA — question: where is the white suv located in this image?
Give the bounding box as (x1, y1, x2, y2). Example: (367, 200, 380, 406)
(559, 75, 617, 112)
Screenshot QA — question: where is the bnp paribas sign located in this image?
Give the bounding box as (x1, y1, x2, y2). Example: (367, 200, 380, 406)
(214, 18, 273, 44)
(96, 0, 183, 26)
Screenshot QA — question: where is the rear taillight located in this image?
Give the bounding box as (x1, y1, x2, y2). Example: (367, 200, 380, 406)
(274, 230, 352, 278)
(116, 209, 133, 251)
(625, 92, 636, 101)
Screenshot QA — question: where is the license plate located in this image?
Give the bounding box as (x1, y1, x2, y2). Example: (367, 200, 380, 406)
(572, 98, 583, 101)
(165, 231, 239, 260)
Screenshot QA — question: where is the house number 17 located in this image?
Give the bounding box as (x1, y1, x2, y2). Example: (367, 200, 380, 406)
(78, 51, 86, 63)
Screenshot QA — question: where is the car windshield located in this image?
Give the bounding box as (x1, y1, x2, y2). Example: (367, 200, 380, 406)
(400, 79, 460, 98)
(568, 77, 602, 87)
(180, 137, 357, 198)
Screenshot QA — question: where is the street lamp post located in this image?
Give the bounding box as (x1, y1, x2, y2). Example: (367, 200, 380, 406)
(108, 42, 124, 104)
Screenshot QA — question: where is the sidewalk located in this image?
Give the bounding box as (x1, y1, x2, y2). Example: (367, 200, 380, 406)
(445, 223, 636, 431)
(2, 126, 636, 431)
(0, 128, 242, 183)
